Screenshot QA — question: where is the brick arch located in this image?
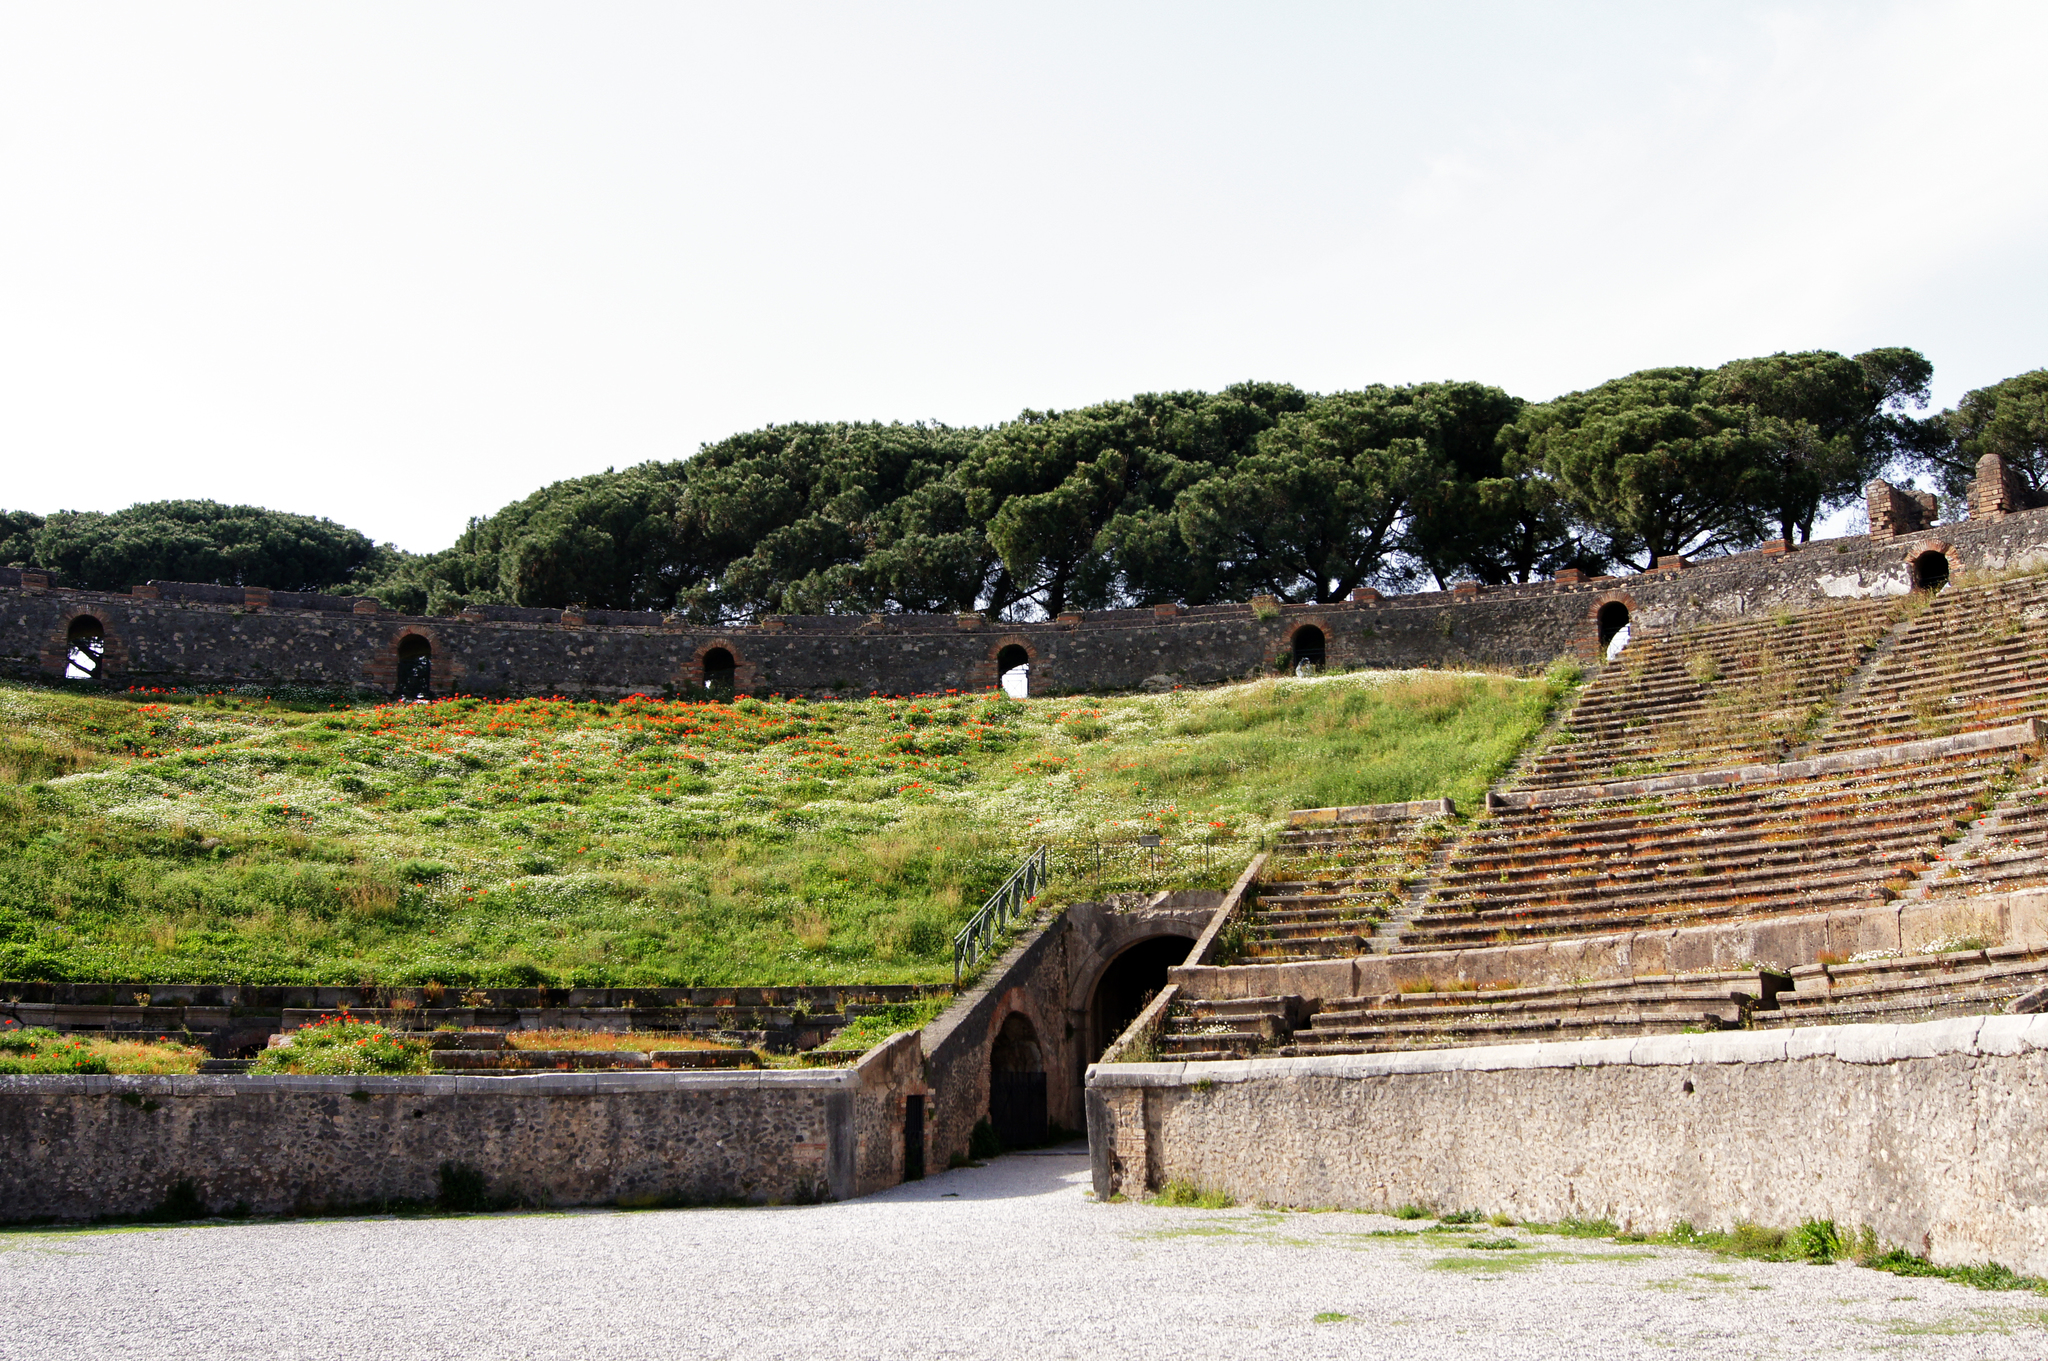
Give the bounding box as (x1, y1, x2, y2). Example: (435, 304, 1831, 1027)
(40, 610, 129, 682)
(968, 635, 1038, 691)
(685, 640, 758, 694)
(1281, 615, 1335, 670)
(364, 625, 461, 696)
(1585, 591, 1638, 661)
(1905, 539, 1954, 590)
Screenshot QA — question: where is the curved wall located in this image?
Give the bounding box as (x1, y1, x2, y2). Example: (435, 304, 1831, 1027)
(7, 509, 2048, 698)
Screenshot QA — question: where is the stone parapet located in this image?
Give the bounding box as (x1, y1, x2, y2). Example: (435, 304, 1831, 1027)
(7, 504, 2048, 698)
(1086, 1013, 2048, 1274)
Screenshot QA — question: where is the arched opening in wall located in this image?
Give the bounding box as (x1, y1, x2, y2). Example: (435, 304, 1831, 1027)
(1088, 934, 1197, 1060)
(1597, 602, 1631, 661)
(987, 1012, 1047, 1150)
(1290, 625, 1326, 675)
(997, 644, 1030, 699)
(397, 635, 432, 699)
(702, 647, 737, 694)
(64, 616, 105, 681)
(1912, 550, 1951, 592)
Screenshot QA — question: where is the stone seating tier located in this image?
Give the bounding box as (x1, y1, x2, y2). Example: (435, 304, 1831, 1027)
(1815, 576, 2048, 752)
(1234, 811, 1453, 962)
(1758, 942, 2048, 1027)
(1157, 994, 1314, 1061)
(1281, 969, 1776, 1055)
(1520, 599, 1899, 789)
(1396, 747, 2016, 951)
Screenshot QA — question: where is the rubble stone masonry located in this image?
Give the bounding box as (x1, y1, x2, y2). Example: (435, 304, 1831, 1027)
(9, 495, 2048, 698)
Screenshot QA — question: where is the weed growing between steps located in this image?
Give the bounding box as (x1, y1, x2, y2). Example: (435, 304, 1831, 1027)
(248, 1012, 430, 1075)
(0, 669, 1554, 987)
(0, 1022, 200, 1074)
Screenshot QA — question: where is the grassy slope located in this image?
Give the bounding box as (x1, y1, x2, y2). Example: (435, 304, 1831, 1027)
(0, 668, 1566, 986)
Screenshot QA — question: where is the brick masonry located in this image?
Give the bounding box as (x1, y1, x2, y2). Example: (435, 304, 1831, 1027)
(10, 497, 2048, 699)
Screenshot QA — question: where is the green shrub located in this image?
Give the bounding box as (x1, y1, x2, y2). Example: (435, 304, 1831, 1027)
(0, 1037, 110, 1074)
(250, 1012, 430, 1075)
(1796, 1218, 1845, 1264)
(1151, 1180, 1235, 1209)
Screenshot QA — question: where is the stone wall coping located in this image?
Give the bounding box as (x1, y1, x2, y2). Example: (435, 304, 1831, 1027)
(0, 1068, 861, 1098)
(1088, 1013, 2048, 1087)
(1185, 853, 1266, 968)
(1289, 797, 1456, 826)
(1492, 720, 2048, 810)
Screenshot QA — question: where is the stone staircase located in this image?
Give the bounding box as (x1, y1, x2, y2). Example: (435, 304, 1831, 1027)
(1397, 740, 2024, 952)
(1279, 970, 1782, 1055)
(1814, 574, 2048, 752)
(1759, 942, 2048, 1027)
(1521, 598, 1898, 789)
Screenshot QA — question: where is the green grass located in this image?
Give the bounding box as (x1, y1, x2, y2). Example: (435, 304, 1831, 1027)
(1150, 1180, 1237, 1209)
(0, 666, 1563, 986)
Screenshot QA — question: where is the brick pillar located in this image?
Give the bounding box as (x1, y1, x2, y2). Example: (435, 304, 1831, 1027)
(243, 586, 271, 610)
(1967, 452, 2027, 520)
(1867, 479, 1928, 537)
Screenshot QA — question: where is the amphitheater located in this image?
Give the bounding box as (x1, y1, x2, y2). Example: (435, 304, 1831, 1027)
(9, 460, 2048, 1281)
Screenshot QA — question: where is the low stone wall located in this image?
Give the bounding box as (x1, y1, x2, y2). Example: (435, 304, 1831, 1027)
(0, 1032, 923, 1222)
(1087, 1014, 2048, 1274)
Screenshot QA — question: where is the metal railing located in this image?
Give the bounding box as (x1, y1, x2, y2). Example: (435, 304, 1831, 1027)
(953, 845, 1049, 986)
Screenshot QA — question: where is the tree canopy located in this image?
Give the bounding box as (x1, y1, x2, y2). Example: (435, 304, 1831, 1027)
(1914, 369, 2048, 509)
(0, 500, 381, 593)
(13, 346, 2027, 620)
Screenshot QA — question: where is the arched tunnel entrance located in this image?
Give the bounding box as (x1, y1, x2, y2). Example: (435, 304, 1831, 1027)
(1087, 934, 1198, 1060)
(1597, 601, 1631, 660)
(988, 1012, 1047, 1149)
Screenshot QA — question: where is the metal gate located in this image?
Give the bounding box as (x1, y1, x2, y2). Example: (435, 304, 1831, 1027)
(989, 1071, 1047, 1150)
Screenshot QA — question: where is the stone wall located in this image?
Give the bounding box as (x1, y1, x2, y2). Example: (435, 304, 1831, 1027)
(0, 1035, 922, 1222)
(1086, 1014, 2048, 1275)
(10, 502, 2048, 699)
(914, 893, 1219, 1168)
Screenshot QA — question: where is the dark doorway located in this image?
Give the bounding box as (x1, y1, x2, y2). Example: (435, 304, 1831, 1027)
(1913, 550, 1950, 591)
(1290, 625, 1326, 672)
(703, 647, 736, 692)
(397, 635, 431, 698)
(988, 1012, 1047, 1149)
(903, 1094, 925, 1181)
(1597, 601, 1630, 652)
(1088, 935, 1196, 1059)
(65, 616, 105, 682)
(996, 643, 1029, 699)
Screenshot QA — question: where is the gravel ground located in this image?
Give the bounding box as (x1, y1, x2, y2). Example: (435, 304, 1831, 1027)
(4, 1147, 2044, 1360)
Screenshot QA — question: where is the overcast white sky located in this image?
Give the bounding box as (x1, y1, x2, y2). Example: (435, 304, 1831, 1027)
(3, 1, 2044, 552)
